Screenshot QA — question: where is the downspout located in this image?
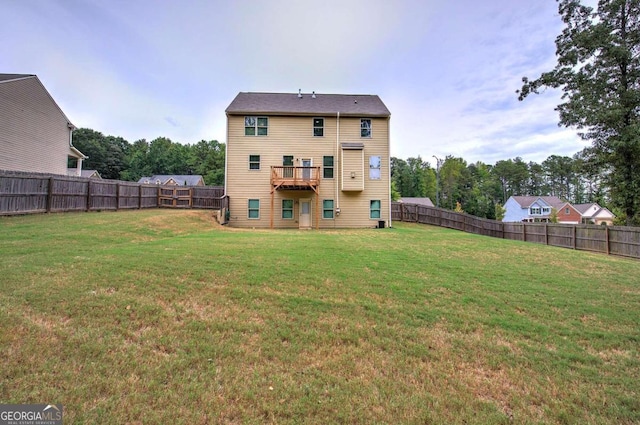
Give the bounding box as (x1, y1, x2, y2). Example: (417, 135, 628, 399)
(335, 111, 340, 218)
(387, 115, 392, 228)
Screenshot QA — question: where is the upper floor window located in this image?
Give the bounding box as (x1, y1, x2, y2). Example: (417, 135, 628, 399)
(369, 155, 381, 179)
(361, 119, 372, 138)
(542, 207, 550, 214)
(530, 207, 541, 215)
(565, 207, 570, 215)
(249, 155, 260, 170)
(245, 116, 268, 136)
(313, 118, 324, 137)
(323, 156, 334, 179)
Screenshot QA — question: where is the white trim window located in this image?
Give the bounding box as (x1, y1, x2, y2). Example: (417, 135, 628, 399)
(282, 199, 294, 219)
(248, 199, 260, 219)
(370, 200, 381, 219)
(323, 156, 334, 179)
(249, 155, 260, 170)
(323, 199, 334, 219)
(245, 116, 268, 136)
(361, 119, 372, 138)
(530, 207, 541, 215)
(369, 155, 381, 179)
(313, 118, 324, 137)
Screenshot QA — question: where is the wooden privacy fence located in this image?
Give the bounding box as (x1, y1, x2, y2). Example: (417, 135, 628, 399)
(392, 202, 640, 260)
(0, 171, 227, 215)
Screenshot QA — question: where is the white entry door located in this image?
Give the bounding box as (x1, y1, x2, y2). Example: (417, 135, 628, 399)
(299, 198, 311, 229)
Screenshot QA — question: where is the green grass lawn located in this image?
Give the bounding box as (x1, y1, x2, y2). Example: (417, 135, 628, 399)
(1, 209, 638, 424)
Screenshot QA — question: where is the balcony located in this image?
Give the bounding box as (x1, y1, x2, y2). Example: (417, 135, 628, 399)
(271, 166, 321, 192)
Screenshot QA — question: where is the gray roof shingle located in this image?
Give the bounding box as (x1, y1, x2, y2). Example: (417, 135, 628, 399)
(0, 74, 35, 83)
(226, 92, 391, 117)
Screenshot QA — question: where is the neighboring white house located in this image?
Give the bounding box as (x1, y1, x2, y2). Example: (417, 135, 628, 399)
(503, 196, 582, 224)
(0, 73, 86, 175)
(574, 203, 616, 226)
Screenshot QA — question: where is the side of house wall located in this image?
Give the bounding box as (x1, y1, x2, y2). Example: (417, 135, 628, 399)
(502, 197, 526, 222)
(0, 77, 71, 175)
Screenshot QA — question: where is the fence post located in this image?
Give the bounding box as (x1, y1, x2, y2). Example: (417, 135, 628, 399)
(605, 225, 610, 255)
(116, 183, 120, 210)
(522, 223, 526, 242)
(86, 179, 92, 212)
(46, 177, 54, 212)
(573, 225, 577, 250)
(545, 223, 548, 246)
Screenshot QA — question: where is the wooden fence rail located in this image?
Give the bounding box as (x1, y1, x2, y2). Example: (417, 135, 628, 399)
(0, 171, 227, 216)
(392, 202, 640, 260)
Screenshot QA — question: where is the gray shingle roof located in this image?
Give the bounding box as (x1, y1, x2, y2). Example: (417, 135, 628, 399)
(399, 197, 435, 207)
(0, 74, 35, 83)
(512, 196, 565, 209)
(138, 175, 204, 186)
(226, 92, 391, 117)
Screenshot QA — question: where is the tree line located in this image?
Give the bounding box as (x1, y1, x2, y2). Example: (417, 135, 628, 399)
(70, 128, 225, 186)
(391, 151, 609, 221)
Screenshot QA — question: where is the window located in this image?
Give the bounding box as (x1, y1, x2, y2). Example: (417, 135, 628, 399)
(361, 119, 372, 138)
(248, 199, 260, 219)
(323, 156, 334, 179)
(249, 155, 260, 170)
(245, 116, 268, 136)
(282, 199, 293, 219)
(323, 200, 334, 219)
(565, 207, 570, 215)
(370, 200, 381, 219)
(542, 207, 550, 214)
(313, 118, 324, 137)
(369, 155, 381, 179)
(530, 207, 541, 215)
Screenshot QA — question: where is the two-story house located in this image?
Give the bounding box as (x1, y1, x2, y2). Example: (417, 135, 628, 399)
(0, 74, 86, 176)
(503, 196, 581, 224)
(225, 91, 391, 229)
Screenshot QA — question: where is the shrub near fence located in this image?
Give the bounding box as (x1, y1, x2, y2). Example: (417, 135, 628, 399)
(392, 202, 640, 260)
(0, 170, 227, 215)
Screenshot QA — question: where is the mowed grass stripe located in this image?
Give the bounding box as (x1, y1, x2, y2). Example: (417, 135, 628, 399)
(1, 209, 638, 424)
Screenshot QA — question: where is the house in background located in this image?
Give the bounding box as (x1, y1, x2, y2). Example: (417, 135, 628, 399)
(399, 197, 434, 207)
(0, 74, 86, 175)
(503, 195, 581, 224)
(67, 169, 102, 179)
(574, 203, 616, 225)
(137, 175, 205, 186)
(224, 91, 391, 229)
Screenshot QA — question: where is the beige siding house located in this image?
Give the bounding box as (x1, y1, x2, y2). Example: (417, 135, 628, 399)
(225, 91, 391, 229)
(0, 74, 86, 176)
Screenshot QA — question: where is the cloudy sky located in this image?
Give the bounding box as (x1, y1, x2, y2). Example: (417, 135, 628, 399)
(3, 0, 594, 166)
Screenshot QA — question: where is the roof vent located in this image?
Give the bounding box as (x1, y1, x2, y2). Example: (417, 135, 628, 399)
(354, 99, 358, 104)
(312, 91, 316, 99)
(298, 89, 302, 98)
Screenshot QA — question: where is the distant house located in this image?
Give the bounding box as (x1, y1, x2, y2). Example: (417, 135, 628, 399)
(138, 175, 205, 186)
(68, 169, 102, 179)
(0, 73, 86, 175)
(503, 196, 581, 224)
(574, 203, 615, 226)
(399, 197, 434, 207)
